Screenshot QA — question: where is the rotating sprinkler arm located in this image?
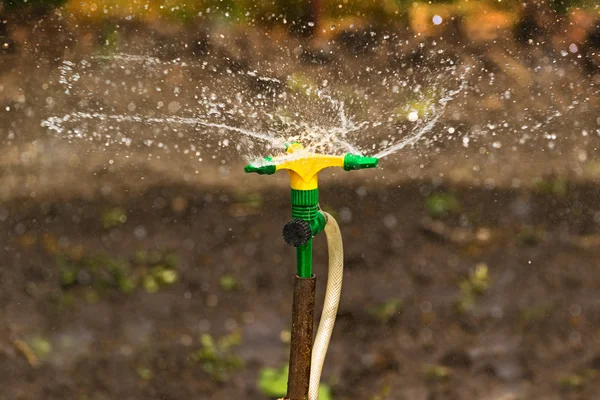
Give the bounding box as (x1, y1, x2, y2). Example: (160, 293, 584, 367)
(244, 143, 378, 190)
(244, 143, 378, 400)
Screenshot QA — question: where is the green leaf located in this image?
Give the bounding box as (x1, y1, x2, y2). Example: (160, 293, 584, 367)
(369, 298, 403, 323)
(258, 365, 332, 399)
(258, 366, 288, 397)
(100, 207, 127, 229)
(219, 274, 238, 291)
(319, 384, 333, 400)
(425, 192, 460, 218)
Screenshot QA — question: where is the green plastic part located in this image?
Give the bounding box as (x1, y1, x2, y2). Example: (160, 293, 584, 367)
(290, 188, 326, 277)
(244, 157, 276, 175)
(343, 153, 379, 171)
(309, 212, 326, 237)
(291, 188, 319, 207)
(296, 241, 312, 278)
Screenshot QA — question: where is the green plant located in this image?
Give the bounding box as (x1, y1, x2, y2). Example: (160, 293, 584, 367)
(219, 274, 238, 291)
(191, 333, 244, 382)
(457, 263, 490, 312)
(425, 192, 460, 218)
(57, 253, 130, 290)
(370, 383, 391, 400)
(520, 303, 552, 323)
(423, 364, 452, 382)
(517, 225, 545, 246)
(535, 176, 567, 198)
(100, 207, 127, 229)
(163, 253, 180, 269)
(56, 249, 178, 298)
(287, 73, 316, 94)
(28, 336, 52, 360)
(136, 366, 153, 381)
(98, 26, 121, 56)
(369, 298, 403, 323)
(559, 374, 585, 390)
(258, 365, 332, 400)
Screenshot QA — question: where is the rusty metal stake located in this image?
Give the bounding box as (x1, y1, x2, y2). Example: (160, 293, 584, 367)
(286, 275, 316, 400)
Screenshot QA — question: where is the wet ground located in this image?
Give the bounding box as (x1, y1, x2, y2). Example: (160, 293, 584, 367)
(2, 181, 600, 400)
(1, 13, 600, 400)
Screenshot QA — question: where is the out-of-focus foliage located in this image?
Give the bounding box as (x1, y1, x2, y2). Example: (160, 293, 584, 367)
(191, 332, 244, 382)
(258, 365, 333, 399)
(547, 0, 597, 14)
(57, 249, 179, 297)
(1, 0, 68, 11)
(425, 192, 460, 219)
(423, 364, 452, 382)
(369, 298, 403, 323)
(456, 263, 490, 313)
(2, 0, 596, 27)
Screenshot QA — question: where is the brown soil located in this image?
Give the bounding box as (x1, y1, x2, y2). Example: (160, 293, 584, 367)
(2, 181, 600, 400)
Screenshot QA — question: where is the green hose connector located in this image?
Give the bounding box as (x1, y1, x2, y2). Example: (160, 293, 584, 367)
(243, 156, 276, 175)
(343, 153, 379, 171)
(290, 188, 326, 278)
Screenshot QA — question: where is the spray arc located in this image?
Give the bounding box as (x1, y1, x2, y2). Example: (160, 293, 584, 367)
(245, 143, 377, 400)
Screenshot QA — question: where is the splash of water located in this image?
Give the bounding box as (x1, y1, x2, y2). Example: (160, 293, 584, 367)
(374, 77, 469, 159)
(42, 112, 283, 146)
(44, 51, 472, 164)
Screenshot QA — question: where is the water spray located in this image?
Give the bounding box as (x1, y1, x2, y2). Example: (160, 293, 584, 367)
(244, 142, 377, 400)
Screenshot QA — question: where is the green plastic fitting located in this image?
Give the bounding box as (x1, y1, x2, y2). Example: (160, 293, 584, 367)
(290, 188, 326, 278)
(343, 153, 379, 171)
(243, 156, 276, 175)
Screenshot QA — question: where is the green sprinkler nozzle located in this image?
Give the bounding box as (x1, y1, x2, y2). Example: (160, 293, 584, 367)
(244, 143, 378, 278)
(343, 153, 379, 171)
(243, 157, 277, 175)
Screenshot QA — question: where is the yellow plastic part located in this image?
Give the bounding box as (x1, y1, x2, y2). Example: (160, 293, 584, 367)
(275, 143, 345, 190)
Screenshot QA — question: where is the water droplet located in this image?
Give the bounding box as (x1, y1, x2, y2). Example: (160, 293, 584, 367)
(420, 301, 433, 313)
(569, 304, 582, 316)
(134, 226, 147, 239)
(432, 15, 443, 25)
(383, 214, 397, 229)
(168, 101, 181, 113)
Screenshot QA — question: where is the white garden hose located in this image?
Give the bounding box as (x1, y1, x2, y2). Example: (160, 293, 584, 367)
(308, 212, 344, 400)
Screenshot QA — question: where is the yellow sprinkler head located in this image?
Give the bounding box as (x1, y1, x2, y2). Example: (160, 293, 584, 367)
(244, 142, 378, 190)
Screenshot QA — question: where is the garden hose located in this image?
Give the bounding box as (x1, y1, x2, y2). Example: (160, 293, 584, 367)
(309, 211, 343, 400)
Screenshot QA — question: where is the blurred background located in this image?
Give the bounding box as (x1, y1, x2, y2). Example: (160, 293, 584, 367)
(1, 1, 600, 399)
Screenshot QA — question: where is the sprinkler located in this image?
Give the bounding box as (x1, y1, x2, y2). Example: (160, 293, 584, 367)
(244, 142, 377, 400)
